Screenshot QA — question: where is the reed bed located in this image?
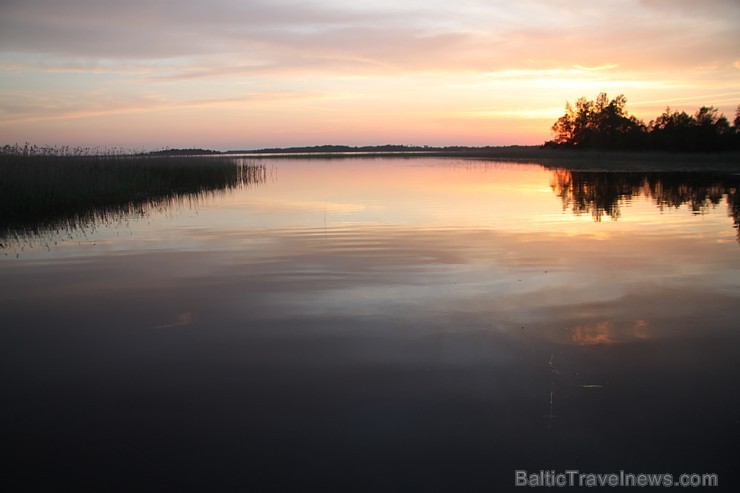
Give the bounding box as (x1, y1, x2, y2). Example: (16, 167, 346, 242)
(0, 152, 265, 240)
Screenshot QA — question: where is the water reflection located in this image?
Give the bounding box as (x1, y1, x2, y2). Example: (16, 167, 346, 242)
(3, 158, 739, 248)
(1, 158, 738, 491)
(569, 319, 649, 345)
(551, 170, 740, 238)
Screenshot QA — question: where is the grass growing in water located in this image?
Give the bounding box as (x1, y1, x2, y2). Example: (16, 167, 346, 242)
(0, 151, 265, 241)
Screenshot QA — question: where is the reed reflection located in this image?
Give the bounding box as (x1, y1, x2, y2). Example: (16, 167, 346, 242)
(550, 170, 740, 237)
(0, 155, 266, 245)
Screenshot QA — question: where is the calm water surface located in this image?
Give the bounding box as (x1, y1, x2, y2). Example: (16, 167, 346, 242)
(1, 158, 739, 492)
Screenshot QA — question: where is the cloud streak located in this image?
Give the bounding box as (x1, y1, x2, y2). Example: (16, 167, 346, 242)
(3, 0, 737, 72)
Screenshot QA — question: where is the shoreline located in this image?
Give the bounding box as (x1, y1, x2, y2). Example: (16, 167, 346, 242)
(230, 148, 740, 172)
(4, 146, 739, 172)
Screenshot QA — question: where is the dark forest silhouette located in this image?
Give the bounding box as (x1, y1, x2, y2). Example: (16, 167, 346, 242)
(547, 93, 739, 152)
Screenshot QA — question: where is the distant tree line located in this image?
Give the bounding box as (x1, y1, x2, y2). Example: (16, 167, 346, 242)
(230, 144, 435, 154)
(147, 148, 221, 156)
(546, 93, 740, 152)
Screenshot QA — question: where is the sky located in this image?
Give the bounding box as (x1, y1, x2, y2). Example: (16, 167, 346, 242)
(1, 0, 738, 150)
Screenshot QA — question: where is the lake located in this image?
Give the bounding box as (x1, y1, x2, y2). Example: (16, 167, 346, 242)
(1, 157, 738, 492)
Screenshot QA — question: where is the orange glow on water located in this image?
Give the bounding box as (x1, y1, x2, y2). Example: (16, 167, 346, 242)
(571, 322, 617, 345)
(570, 320, 651, 345)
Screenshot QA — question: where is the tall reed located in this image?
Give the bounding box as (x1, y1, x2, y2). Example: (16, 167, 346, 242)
(0, 151, 265, 240)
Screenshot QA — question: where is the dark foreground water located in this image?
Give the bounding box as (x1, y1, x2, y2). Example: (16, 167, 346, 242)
(1, 158, 739, 492)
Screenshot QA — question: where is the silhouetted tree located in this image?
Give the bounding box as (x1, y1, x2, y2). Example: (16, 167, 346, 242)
(548, 95, 738, 152)
(548, 93, 646, 150)
(550, 102, 577, 146)
(695, 106, 731, 151)
(649, 107, 697, 151)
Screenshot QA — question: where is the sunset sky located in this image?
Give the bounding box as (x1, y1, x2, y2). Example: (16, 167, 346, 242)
(1, 0, 738, 150)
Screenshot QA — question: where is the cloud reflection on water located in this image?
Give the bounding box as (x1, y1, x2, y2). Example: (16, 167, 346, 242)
(3, 222, 736, 349)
